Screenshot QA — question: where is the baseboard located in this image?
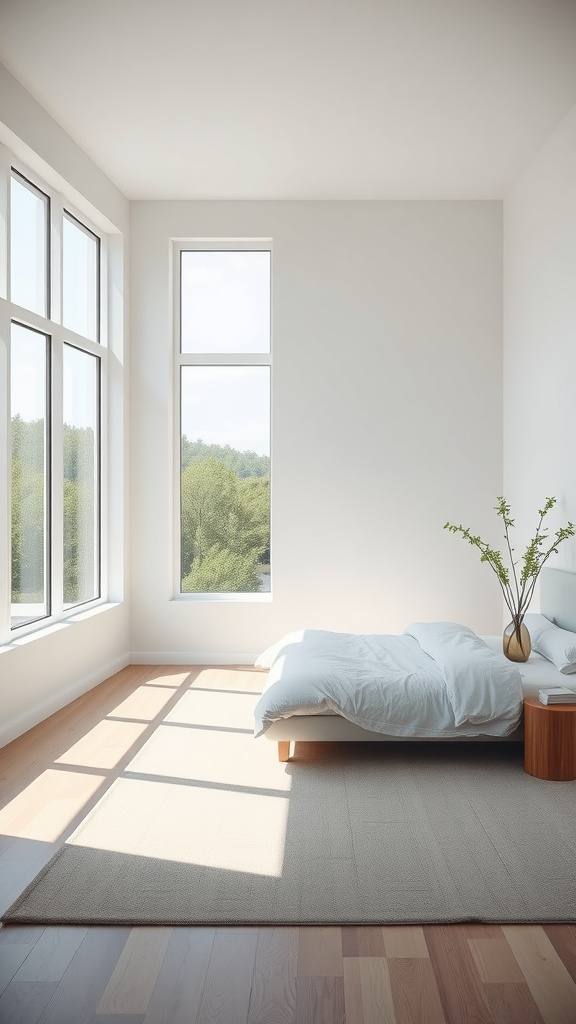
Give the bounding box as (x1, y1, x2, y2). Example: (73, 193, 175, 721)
(129, 651, 258, 666)
(0, 652, 130, 748)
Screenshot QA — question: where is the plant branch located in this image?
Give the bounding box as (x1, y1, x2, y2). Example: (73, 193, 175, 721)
(444, 497, 575, 625)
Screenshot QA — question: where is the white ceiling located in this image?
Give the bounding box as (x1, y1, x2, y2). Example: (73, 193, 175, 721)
(1, 0, 576, 200)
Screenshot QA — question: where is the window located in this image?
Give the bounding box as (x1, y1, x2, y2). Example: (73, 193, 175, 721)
(10, 324, 50, 626)
(3, 162, 104, 636)
(177, 246, 271, 596)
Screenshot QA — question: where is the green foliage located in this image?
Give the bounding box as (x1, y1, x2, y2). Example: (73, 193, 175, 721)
(12, 415, 270, 603)
(11, 457, 45, 600)
(182, 436, 270, 479)
(63, 477, 95, 604)
(180, 454, 270, 593)
(444, 496, 575, 623)
(182, 545, 261, 593)
(11, 416, 96, 607)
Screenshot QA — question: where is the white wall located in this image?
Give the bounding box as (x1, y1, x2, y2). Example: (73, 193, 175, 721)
(503, 103, 576, 590)
(130, 200, 504, 661)
(0, 65, 130, 746)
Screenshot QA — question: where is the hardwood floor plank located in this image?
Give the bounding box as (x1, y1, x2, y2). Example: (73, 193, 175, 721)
(91, 1016, 146, 1024)
(467, 936, 525, 984)
(0, 767, 106, 842)
(356, 957, 396, 1023)
(53, 719, 149, 770)
(342, 926, 385, 957)
(247, 926, 298, 1024)
(424, 925, 494, 1024)
(0, 980, 58, 1024)
(97, 927, 173, 1014)
(343, 959, 365, 1024)
(483, 981, 545, 1024)
(382, 926, 428, 959)
(105, 682, 184, 723)
(388, 957, 447, 1024)
(195, 927, 259, 1024)
(11, 924, 88, 982)
(0, 923, 45, 946)
(295, 977, 345, 1024)
(0, 834, 17, 855)
(543, 924, 576, 983)
(297, 927, 343, 977)
(142, 927, 215, 1024)
(0, 944, 35, 996)
(0, 853, 59, 918)
(503, 925, 576, 1024)
(31, 926, 130, 1024)
(458, 924, 502, 940)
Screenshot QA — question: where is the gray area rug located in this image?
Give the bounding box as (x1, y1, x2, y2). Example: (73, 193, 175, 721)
(4, 684, 576, 925)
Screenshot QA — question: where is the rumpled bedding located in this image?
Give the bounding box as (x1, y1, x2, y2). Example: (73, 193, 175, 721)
(253, 622, 523, 739)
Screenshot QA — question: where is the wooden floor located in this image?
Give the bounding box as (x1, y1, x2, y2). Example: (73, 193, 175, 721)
(1, 664, 576, 1024)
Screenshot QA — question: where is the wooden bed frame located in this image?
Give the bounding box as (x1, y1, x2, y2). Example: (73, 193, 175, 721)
(263, 567, 576, 761)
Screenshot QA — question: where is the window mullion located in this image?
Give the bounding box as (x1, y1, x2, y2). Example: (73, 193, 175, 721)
(50, 193, 63, 326)
(0, 143, 9, 300)
(50, 331, 64, 618)
(0, 301, 10, 641)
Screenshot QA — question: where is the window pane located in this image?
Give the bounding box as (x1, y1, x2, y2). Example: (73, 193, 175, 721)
(181, 250, 270, 353)
(63, 345, 100, 608)
(11, 323, 49, 627)
(63, 213, 99, 341)
(180, 366, 270, 593)
(10, 173, 49, 316)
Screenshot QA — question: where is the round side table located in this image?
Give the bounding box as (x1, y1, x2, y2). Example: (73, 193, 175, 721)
(523, 697, 576, 781)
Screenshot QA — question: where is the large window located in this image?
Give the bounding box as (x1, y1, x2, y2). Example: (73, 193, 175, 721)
(3, 163, 103, 635)
(177, 246, 271, 596)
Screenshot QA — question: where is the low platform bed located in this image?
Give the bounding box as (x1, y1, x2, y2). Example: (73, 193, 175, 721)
(254, 568, 576, 761)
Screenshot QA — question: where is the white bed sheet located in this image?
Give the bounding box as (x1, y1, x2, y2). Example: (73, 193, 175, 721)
(254, 626, 527, 740)
(482, 636, 575, 697)
(258, 636, 573, 743)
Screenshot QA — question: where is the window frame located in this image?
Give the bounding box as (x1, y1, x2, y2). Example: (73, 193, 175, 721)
(172, 238, 273, 602)
(0, 149, 108, 642)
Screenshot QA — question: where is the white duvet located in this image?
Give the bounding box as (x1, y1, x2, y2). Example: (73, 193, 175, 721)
(254, 622, 523, 739)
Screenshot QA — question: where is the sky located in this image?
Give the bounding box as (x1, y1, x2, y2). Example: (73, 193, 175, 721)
(180, 249, 271, 455)
(181, 365, 270, 456)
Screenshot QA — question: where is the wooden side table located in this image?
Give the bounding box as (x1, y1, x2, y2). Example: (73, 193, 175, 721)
(523, 697, 576, 781)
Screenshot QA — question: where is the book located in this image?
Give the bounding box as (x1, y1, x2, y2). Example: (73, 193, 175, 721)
(538, 686, 576, 705)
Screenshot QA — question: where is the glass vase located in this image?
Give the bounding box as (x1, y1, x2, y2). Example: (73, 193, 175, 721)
(503, 618, 531, 663)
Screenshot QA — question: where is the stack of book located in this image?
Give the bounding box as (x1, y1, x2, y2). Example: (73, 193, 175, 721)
(538, 686, 576, 705)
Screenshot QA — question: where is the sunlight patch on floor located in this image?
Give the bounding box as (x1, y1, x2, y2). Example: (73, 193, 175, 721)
(54, 719, 149, 769)
(71, 777, 290, 877)
(0, 768, 106, 841)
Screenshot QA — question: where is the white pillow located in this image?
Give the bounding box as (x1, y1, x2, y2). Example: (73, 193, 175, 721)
(523, 613, 576, 674)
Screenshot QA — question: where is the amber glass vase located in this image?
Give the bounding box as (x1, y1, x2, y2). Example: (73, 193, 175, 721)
(503, 618, 531, 663)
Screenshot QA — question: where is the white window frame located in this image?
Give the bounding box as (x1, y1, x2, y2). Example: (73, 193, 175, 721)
(0, 146, 110, 642)
(172, 238, 272, 602)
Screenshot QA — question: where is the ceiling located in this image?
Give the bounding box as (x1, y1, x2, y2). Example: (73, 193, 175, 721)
(1, 0, 576, 200)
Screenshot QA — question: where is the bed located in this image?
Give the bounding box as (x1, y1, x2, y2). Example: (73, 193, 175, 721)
(254, 567, 576, 761)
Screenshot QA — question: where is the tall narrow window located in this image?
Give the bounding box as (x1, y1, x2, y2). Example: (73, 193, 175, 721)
(10, 172, 49, 316)
(10, 324, 50, 627)
(62, 212, 99, 341)
(3, 159, 107, 641)
(179, 248, 271, 595)
(63, 345, 100, 608)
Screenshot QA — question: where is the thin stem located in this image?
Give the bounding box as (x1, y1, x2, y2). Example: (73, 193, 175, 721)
(503, 517, 521, 613)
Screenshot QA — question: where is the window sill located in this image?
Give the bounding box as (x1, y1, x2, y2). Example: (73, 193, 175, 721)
(173, 592, 272, 603)
(0, 601, 122, 654)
